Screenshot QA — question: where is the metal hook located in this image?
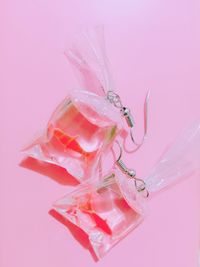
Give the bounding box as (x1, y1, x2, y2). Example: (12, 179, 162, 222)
(134, 177, 149, 198)
(114, 141, 149, 198)
(122, 90, 150, 153)
(107, 90, 150, 154)
(107, 91, 150, 197)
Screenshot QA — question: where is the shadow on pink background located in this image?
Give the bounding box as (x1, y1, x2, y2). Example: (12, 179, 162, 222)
(1, 0, 200, 266)
(20, 157, 79, 186)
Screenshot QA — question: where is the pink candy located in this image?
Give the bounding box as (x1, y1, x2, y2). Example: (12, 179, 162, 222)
(23, 89, 127, 182)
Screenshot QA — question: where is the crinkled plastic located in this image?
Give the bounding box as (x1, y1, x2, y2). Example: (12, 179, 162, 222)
(65, 26, 114, 97)
(22, 27, 127, 182)
(53, 121, 200, 259)
(145, 120, 200, 193)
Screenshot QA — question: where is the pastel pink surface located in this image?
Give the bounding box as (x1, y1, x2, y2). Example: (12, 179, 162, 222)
(1, 1, 200, 267)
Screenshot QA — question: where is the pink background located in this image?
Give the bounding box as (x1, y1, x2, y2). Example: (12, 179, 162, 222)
(1, 0, 200, 266)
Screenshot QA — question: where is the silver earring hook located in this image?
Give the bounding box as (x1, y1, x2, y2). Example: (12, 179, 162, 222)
(123, 90, 150, 153)
(114, 141, 149, 198)
(107, 90, 150, 153)
(115, 140, 123, 162)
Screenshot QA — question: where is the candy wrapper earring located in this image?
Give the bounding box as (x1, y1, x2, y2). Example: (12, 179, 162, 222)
(22, 28, 131, 182)
(22, 27, 147, 182)
(53, 170, 145, 260)
(53, 121, 200, 259)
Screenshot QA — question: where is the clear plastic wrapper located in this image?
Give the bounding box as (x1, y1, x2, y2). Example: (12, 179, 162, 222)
(65, 26, 114, 96)
(53, 170, 144, 259)
(22, 89, 126, 182)
(53, 121, 200, 259)
(145, 120, 200, 193)
(22, 27, 127, 182)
